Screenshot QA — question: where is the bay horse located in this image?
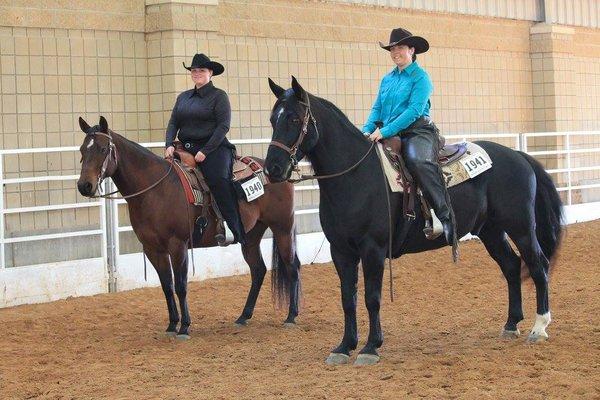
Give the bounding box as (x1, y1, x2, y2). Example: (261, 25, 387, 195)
(264, 77, 563, 365)
(77, 116, 301, 339)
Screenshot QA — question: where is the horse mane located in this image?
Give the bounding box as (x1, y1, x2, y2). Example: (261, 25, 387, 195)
(272, 90, 365, 140)
(107, 128, 165, 163)
(310, 94, 364, 138)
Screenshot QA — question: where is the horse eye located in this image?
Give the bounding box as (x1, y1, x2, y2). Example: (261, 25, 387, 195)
(101, 147, 108, 154)
(291, 118, 301, 124)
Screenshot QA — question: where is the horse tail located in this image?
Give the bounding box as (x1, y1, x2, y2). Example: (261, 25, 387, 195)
(270, 228, 300, 307)
(518, 151, 564, 271)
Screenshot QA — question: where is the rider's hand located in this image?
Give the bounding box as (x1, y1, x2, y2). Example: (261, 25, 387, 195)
(195, 151, 206, 163)
(164, 146, 175, 158)
(369, 131, 383, 142)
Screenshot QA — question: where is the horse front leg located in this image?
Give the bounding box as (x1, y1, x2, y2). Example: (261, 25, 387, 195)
(326, 246, 359, 366)
(170, 242, 191, 340)
(145, 247, 179, 336)
(355, 246, 385, 366)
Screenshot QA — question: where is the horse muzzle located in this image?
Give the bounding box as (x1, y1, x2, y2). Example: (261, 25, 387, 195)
(264, 162, 290, 183)
(77, 180, 95, 197)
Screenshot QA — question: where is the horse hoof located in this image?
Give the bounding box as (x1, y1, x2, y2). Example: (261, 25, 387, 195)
(325, 353, 350, 366)
(165, 331, 177, 337)
(526, 332, 548, 343)
(234, 319, 248, 327)
(283, 322, 297, 328)
(354, 354, 380, 366)
(176, 334, 191, 341)
(500, 328, 520, 339)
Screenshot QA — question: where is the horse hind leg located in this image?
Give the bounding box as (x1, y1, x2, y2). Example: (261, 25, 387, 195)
(282, 253, 301, 326)
(478, 225, 524, 339)
(169, 241, 191, 340)
(235, 222, 268, 326)
(144, 248, 179, 336)
(509, 230, 551, 343)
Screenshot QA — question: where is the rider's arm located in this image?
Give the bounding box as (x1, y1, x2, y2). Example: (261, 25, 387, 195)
(362, 78, 384, 135)
(165, 94, 181, 148)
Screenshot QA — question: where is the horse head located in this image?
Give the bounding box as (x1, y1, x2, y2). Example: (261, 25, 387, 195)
(265, 77, 320, 182)
(77, 116, 118, 197)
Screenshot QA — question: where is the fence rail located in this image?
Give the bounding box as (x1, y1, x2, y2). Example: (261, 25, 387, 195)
(1, 131, 599, 274)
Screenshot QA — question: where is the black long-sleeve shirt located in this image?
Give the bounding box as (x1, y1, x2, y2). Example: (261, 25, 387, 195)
(165, 81, 232, 155)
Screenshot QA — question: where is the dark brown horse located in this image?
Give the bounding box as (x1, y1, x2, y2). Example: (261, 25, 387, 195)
(77, 116, 300, 339)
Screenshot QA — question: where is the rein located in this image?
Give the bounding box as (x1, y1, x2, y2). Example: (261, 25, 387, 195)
(289, 141, 375, 184)
(269, 96, 394, 300)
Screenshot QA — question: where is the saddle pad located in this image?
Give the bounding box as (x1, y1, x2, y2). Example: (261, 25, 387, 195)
(172, 161, 204, 205)
(233, 156, 268, 185)
(376, 141, 492, 193)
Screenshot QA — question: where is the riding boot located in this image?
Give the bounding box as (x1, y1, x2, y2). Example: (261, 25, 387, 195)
(401, 123, 455, 246)
(208, 177, 246, 246)
(197, 145, 246, 246)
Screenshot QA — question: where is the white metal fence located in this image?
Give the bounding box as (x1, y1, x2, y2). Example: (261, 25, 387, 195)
(1, 131, 599, 305)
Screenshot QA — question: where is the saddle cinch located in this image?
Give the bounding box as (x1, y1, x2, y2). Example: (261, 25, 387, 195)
(170, 141, 267, 237)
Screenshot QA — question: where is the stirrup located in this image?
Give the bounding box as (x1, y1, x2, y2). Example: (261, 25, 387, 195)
(423, 208, 444, 240)
(215, 221, 235, 247)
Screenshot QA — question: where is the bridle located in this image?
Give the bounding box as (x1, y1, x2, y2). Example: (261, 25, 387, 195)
(90, 131, 118, 189)
(268, 95, 318, 171)
(82, 130, 173, 200)
(268, 95, 375, 184)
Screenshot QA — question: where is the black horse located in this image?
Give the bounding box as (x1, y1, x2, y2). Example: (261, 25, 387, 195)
(264, 77, 563, 366)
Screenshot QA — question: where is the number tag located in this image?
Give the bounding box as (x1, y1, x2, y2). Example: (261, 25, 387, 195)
(240, 176, 265, 201)
(460, 154, 492, 178)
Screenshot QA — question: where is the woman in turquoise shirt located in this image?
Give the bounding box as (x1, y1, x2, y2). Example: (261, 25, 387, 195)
(363, 28, 455, 245)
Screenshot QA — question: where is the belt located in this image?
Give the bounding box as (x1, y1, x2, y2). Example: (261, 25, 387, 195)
(182, 139, 208, 150)
(407, 116, 432, 129)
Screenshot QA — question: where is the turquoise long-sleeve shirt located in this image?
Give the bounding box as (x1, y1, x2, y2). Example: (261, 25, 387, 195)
(363, 61, 433, 139)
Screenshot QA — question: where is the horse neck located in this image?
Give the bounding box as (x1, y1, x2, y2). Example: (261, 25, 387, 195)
(308, 102, 376, 186)
(109, 133, 170, 197)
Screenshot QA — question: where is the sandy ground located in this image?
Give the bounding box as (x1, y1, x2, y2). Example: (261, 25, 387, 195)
(1, 221, 599, 400)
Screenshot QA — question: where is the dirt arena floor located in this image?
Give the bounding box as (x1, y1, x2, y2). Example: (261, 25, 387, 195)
(1, 221, 599, 399)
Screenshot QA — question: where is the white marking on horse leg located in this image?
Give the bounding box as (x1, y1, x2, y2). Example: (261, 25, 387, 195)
(528, 312, 551, 342)
(86, 138, 94, 148)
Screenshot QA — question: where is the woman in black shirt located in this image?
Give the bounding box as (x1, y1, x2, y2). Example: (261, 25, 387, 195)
(165, 53, 244, 246)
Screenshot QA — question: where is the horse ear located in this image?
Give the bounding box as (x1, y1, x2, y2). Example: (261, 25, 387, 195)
(99, 116, 108, 133)
(291, 76, 306, 102)
(79, 117, 91, 134)
(268, 78, 285, 98)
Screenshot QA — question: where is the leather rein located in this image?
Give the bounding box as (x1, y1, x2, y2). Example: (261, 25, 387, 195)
(84, 131, 173, 200)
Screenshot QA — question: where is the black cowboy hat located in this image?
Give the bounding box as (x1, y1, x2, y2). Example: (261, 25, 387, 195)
(183, 53, 224, 75)
(379, 28, 429, 54)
